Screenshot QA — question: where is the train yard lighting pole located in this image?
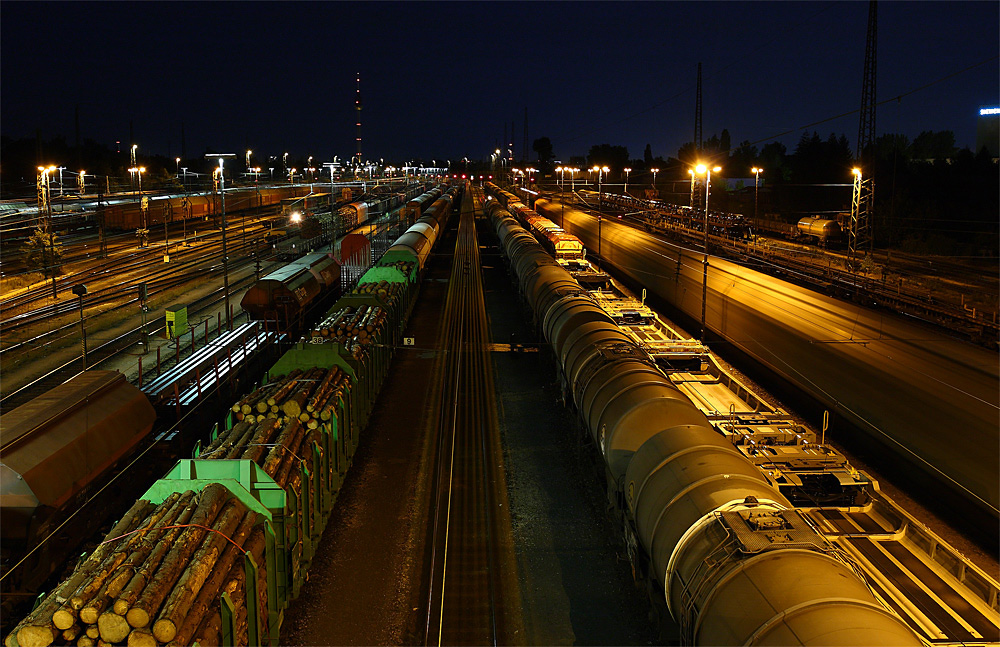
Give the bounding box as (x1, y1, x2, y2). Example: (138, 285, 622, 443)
(556, 166, 564, 191)
(175, 157, 181, 177)
(651, 168, 659, 197)
(751, 167, 763, 222)
(695, 164, 721, 342)
(688, 169, 696, 206)
(72, 284, 88, 368)
(38, 166, 58, 298)
(568, 167, 578, 193)
(623, 167, 631, 195)
(208, 153, 236, 330)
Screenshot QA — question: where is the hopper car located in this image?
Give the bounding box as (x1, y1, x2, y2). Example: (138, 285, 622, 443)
(240, 253, 343, 331)
(3, 184, 463, 647)
(1, 372, 156, 599)
(484, 187, 925, 645)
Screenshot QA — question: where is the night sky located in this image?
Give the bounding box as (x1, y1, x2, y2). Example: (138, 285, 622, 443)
(2, 1, 997, 167)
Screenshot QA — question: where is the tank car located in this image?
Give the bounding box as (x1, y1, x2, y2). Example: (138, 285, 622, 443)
(797, 216, 843, 246)
(485, 194, 922, 646)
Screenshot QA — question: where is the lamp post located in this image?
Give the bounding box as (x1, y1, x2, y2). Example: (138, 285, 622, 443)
(688, 169, 696, 207)
(129, 166, 147, 246)
(78, 170, 86, 196)
(651, 167, 659, 197)
(283, 152, 288, 174)
(175, 157, 181, 177)
(556, 166, 564, 191)
(623, 167, 631, 195)
(751, 167, 763, 222)
(38, 166, 58, 298)
(568, 167, 578, 192)
(207, 153, 236, 330)
(695, 163, 721, 342)
(72, 284, 88, 368)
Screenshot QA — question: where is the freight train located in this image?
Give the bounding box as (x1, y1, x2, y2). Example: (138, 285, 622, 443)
(241, 184, 447, 331)
(102, 186, 309, 231)
(3, 185, 463, 647)
(484, 182, 999, 645)
(239, 253, 342, 331)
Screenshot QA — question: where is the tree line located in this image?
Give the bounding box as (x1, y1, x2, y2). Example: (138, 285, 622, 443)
(528, 131, 998, 256)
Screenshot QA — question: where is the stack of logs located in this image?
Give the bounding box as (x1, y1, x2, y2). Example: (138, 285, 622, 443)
(5, 485, 268, 647)
(310, 306, 386, 358)
(354, 279, 403, 302)
(376, 260, 414, 279)
(227, 367, 350, 431)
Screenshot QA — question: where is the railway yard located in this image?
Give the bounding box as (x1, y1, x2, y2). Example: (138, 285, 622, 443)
(1, 180, 998, 646)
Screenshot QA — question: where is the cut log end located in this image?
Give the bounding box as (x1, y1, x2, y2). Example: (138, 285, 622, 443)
(51, 608, 76, 631)
(151, 618, 177, 644)
(125, 606, 150, 630)
(98, 611, 132, 644)
(127, 628, 158, 647)
(16, 625, 58, 647)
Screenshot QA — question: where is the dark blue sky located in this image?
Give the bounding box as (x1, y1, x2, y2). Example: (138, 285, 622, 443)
(2, 1, 997, 167)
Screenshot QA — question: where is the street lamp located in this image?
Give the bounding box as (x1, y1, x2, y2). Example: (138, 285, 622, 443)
(694, 163, 721, 342)
(751, 167, 763, 222)
(78, 170, 86, 195)
(246, 150, 252, 172)
(129, 166, 147, 245)
(568, 167, 579, 192)
(688, 169, 696, 206)
(651, 167, 659, 196)
(207, 153, 236, 330)
(38, 166, 58, 298)
(623, 167, 631, 195)
(556, 166, 564, 191)
(175, 157, 181, 177)
(283, 152, 289, 173)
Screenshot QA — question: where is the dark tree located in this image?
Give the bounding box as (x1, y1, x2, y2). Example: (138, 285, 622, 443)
(644, 144, 653, 166)
(532, 137, 554, 163)
(587, 144, 629, 171)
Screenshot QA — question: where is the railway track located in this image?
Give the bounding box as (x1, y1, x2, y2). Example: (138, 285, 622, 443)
(586, 194, 1000, 345)
(423, 190, 514, 646)
(0, 214, 278, 323)
(0, 265, 263, 413)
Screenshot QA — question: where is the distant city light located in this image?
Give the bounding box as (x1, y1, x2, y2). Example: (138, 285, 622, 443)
(980, 107, 1000, 116)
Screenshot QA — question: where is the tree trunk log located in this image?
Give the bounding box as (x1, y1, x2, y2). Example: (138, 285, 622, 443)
(151, 498, 247, 643)
(96, 611, 130, 644)
(262, 419, 303, 479)
(125, 628, 157, 647)
(125, 484, 230, 629)
(240, 417, 281, 465)
(166, 512, 260, 647)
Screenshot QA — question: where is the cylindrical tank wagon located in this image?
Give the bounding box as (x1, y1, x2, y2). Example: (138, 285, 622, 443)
(484, 188, 921, 646)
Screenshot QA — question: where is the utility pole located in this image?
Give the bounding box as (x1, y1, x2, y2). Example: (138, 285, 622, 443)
(695, 62, 703, 150)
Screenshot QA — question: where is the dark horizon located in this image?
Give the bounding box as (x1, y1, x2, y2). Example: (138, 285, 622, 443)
(2, 1, 997, 167)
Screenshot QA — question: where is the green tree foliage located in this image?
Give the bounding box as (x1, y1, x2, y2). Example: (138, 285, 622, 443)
(23, 227, 63, 278)
(587, 144, 629, 170)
